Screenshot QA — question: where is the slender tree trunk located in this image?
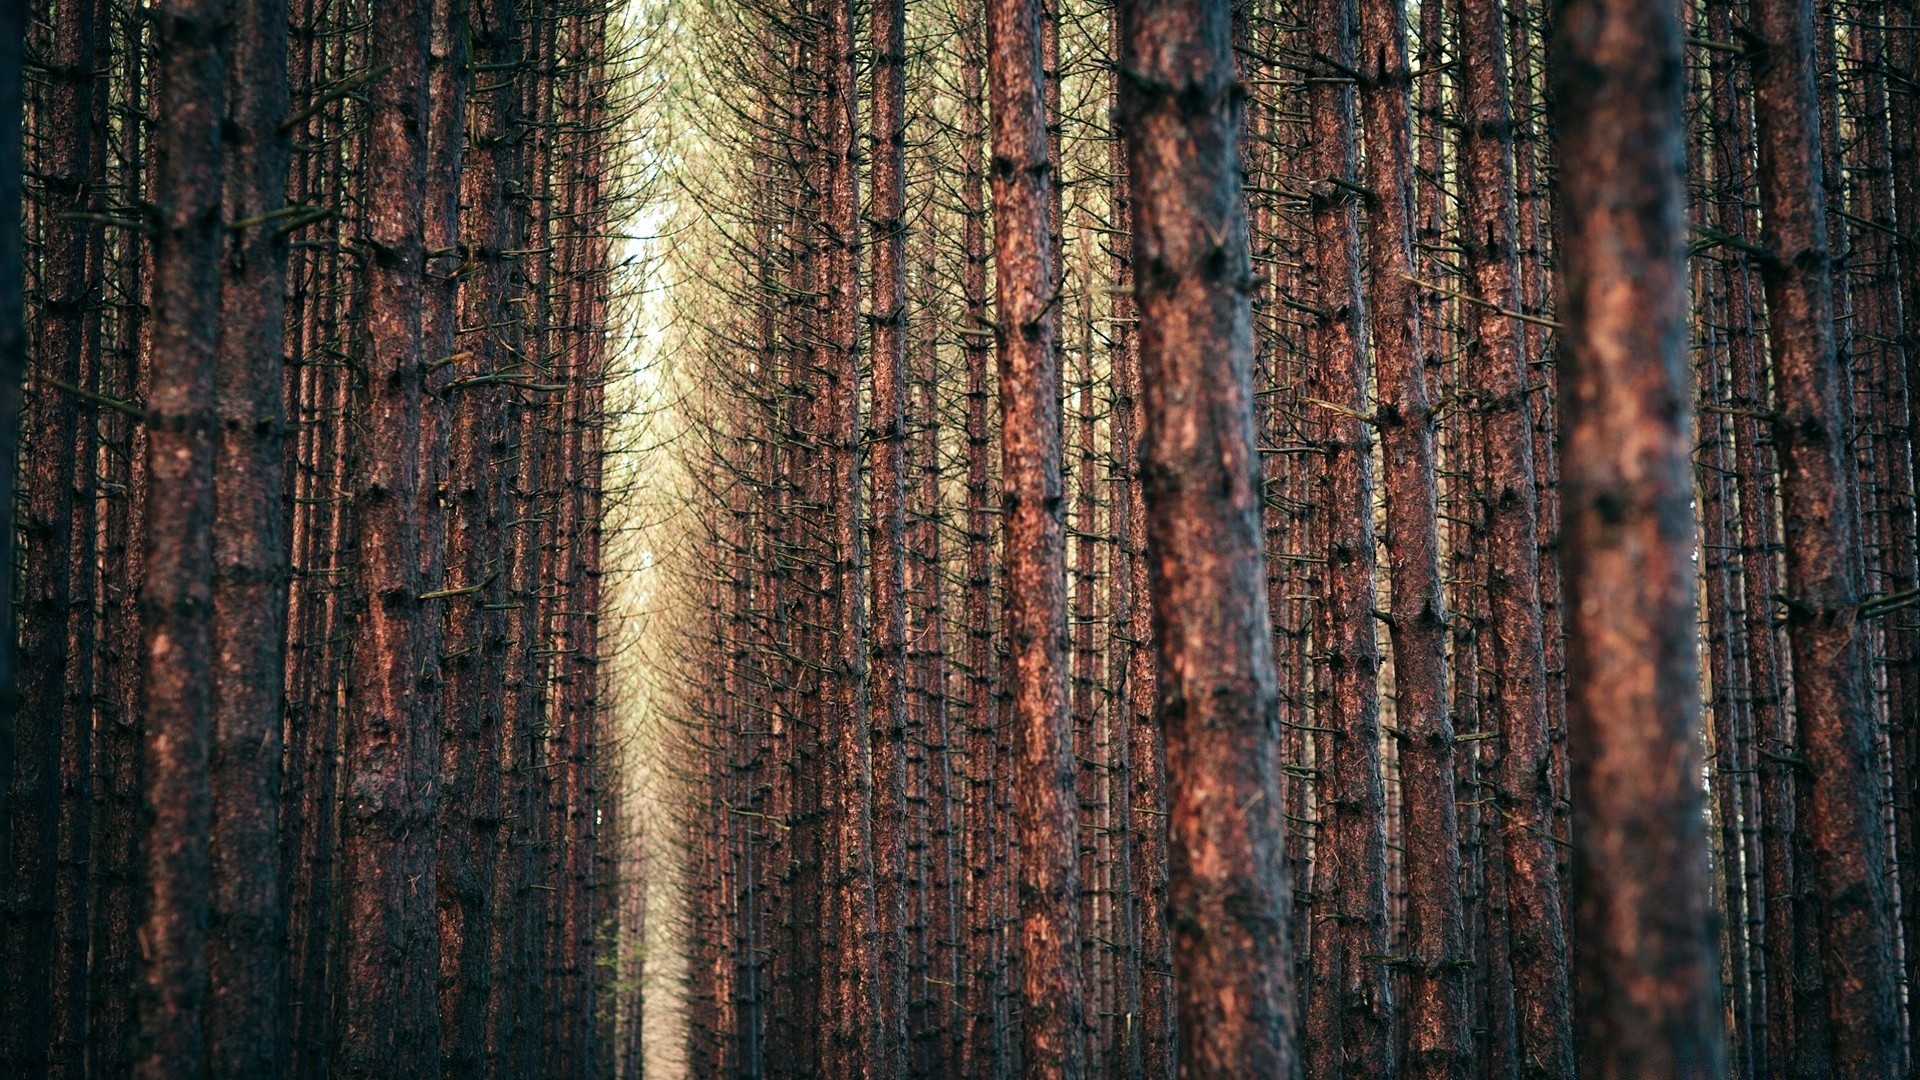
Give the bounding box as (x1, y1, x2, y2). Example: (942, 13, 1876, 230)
(208, 0, 291, 1072)
(868, 0, 913, 1070)
(0, 0, 22, 893)
(1454, 0, 1573, 1074)
(337, 1, 441, 1070)
(1117, 1, 1296, 1073)
(1550, 0, 1727, 1068)
(1746, 0, 1903, 1069)
(440, 1, 512, 1073)
(137, 2, 229, 1075)
(3, 2, 98, 1068)
(955, 3, 1005, 1069)
(1300, 0, 1383, 1069)
(986, 0, 1083, 1073)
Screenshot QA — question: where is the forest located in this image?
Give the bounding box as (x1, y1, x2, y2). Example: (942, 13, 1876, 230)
(0, 0, 1914, 1075)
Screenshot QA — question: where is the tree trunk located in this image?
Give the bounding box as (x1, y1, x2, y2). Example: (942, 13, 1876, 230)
(868, 0, 913, 1070)
(1118, 0, 1297, 1073)
(1550, 0, 1727, 1068)
(986, 0, 1083, 1073)
(137, 1, 229, 1074)
(1747, 0, 1903, 1069)
(208, 0, 292, 1072)
(337, 1, 441, 1070)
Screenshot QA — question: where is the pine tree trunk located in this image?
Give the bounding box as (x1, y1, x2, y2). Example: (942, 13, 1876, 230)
(868, 0, 913, 1069)
(338, 2, 441, 1069)
(985, 0, 1083, 1073)
(1550, 0, 1727, 1067)
(1747, 0, 1902, 1069)
(137, 2, 229, 1074)
(1117, 1, 1296, 1072)
(208, 0, 292, 1071)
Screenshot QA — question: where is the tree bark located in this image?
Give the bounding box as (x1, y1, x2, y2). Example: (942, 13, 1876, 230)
(1118, 0, 1297, 1074)
(1549, 0, 1728, 1068)
(137, 2, 229, 1075)
(1299, 0, 1383, 1069)
(2, 1, 99, 1069)
(868, 0, 913, 1070)
(1747, 0, 1903, 1069)
(208, 0, 292, 1072)
(986, 0, 1083, 1073)
(337, 1, 441, 1071)
(439, 1, 510, 1073)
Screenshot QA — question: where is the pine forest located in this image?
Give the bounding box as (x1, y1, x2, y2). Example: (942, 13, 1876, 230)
(0, 0, 1916, 1076)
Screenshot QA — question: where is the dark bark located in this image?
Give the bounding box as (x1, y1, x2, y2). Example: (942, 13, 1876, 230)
(1120, 0, 1295, 1074)
(1549, 0, 1728, 1069)
(137, 1, 230, 1075)
(439, 1, 510, 1073)
(0, 0, 21, 895)
(337, 1, 442, 1071)
(208, 0, 292, 1072)
(2, 1, 98, 1069)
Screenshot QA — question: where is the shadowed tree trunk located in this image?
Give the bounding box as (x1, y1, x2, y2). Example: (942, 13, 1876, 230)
(0, 0, 22, 934)
(1118, 0, 1296, 1073)
(439, 0, 511, 1072)
(208, 0, 291, 1072)
(137, 1, 229, 1075)
(2, 1, 98, 1069)
(1550, 0, 1727, 1069)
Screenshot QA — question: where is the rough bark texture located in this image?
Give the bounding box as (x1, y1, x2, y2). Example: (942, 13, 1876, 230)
(1300, 0, 1384, 1070)
(2, 1, 97, 1070)
(438, 1, 508, 1073)
(208, 0, 291, 1073)
(1352, 0, 1464, 1071)
(867, 0, 913, 1071)
(1550, 0, 1727, 1069)
(987, 0, 1083, 1073)
(337, 2, 441, 1071)
(1118, 1, 1296, 1074)
(1747, 0, 1902, 1070)
(1456, 0, 1570, 1075)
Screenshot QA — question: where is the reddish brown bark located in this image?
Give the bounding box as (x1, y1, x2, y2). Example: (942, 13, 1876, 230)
(955, 2, 1005, 1069)
(1550, 0, 1727, 1069)
(1454, 0, 1573, 1074)
(987, 0, 1083, 1072)
(1117, 1, 1296, 1073)
(1299, 0, 1384, 1069)
(337, 2, 442, 1070)
(437, 1, 508, 1074)
(1747, 0, 1903, 1069)
(867, 0, 913, 1070)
